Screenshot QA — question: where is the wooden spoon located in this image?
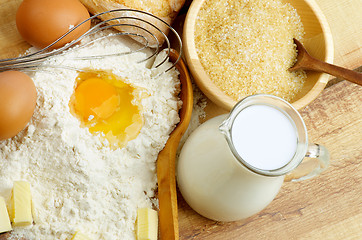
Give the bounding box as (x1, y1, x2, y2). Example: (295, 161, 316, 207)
(290, 38, 362, 86)
(157, 49, 193, 240)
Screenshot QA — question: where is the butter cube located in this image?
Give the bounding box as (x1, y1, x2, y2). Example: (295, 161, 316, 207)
(0, 196, 12, 233)
(136, 208, 158, 240)
(10, 181, 33, 227)
(71, 231, 90, 240)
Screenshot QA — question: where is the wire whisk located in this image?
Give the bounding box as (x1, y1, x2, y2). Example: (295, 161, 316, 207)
(0, 9, 182, 73)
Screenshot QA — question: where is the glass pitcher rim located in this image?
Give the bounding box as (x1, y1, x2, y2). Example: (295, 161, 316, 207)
(219, 94, 309, 177)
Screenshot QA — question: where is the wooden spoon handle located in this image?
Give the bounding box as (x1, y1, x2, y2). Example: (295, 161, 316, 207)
(306, 57, 362, 86)
(157, 135, 180, 240)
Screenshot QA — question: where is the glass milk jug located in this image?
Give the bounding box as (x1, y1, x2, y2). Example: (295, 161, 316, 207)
(177, 94, 329, 221)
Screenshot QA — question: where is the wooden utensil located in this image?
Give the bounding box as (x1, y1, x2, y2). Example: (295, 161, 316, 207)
(157, 49, 193, 240)
(290, 38, 362, 85)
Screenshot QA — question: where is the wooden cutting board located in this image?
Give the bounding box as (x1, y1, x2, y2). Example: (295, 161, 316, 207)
(316, 0, 362, 69)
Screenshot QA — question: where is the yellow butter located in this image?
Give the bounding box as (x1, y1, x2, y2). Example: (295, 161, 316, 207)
(136, 208, 158, 240)
(71, 231, 90, 240)
(10, 181, 33, 227)
(0, 196, 12, 233)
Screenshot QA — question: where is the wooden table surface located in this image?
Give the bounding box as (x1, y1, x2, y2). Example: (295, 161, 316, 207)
(179, 81, 362, 240)
(0, 0, 361, 240)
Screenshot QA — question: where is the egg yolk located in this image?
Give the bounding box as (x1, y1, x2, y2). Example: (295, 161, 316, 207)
(70, 71, 144, 148)
(74, 78, 120, 120)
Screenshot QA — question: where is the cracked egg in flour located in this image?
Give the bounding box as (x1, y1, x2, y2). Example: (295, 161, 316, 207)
(70, 70, 147, 148)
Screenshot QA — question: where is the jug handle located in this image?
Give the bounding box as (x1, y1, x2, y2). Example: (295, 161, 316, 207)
(284, 144, 330, 182)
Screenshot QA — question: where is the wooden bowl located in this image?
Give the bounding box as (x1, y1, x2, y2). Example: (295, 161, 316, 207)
(183, 0, 334, 111)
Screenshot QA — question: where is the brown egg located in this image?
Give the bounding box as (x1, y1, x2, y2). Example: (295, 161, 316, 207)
(0, 71, 37, 140)
(16, 0, 91, 49)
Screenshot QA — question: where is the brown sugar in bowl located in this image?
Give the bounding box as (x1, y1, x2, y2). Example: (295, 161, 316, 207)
(183, 0, 334, 111)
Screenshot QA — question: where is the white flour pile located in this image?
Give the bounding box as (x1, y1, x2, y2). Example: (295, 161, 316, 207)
(0, 32, 181, 239)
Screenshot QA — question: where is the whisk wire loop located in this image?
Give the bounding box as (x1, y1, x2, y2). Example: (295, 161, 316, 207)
(0, 9, 182, 73)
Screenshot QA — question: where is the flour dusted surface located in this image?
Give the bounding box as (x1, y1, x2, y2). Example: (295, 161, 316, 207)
(0, 34, 180, 239)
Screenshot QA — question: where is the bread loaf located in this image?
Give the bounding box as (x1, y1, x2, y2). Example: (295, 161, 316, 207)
(79, 0, 186, 47)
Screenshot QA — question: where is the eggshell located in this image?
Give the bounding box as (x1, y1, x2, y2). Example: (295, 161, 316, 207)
(16, 0, 91, 49)
(0, 71, 37, 140)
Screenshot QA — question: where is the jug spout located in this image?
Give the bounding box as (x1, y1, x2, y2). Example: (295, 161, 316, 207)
(219, 117, 231, 137)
